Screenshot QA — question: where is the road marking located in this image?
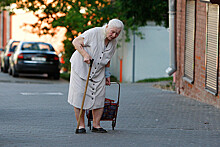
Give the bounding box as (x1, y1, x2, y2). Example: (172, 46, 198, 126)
(20, 92, 63, 96)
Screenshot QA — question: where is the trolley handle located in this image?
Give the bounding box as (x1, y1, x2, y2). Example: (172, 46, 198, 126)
(109, 82, 120, 106)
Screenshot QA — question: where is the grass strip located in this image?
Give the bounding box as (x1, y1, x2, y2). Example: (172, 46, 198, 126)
(137, 77, 173, 83)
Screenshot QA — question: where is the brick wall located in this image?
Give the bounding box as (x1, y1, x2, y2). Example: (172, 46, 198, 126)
(175, 0, 220, 108)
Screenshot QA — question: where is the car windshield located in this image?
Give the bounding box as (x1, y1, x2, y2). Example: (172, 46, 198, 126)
(10, 41, 20, 52)
(21, 43, 54, 51)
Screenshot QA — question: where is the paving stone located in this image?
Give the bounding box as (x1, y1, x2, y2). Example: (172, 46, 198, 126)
(0, 78, 220, 146)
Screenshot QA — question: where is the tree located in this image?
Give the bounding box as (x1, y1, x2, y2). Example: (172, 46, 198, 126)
(115, 0, 168, 41)
(0, 0, 15, 9)
(1, 0, 168, 71)
(2, 0, 117, 70)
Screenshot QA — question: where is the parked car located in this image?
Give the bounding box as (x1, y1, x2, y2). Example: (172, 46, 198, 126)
(9, 41, 60, 79)
(0, 48, 3, 67)
(0, 40, 20, 73)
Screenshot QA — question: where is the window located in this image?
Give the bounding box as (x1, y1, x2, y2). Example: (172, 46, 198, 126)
(22, 43, 53, 51)
(184, 0, 196, 83)
(205, 4, 219, 95)
(10, 41, 20, 52)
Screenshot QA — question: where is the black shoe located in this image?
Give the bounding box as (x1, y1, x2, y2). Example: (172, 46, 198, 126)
(75, 128, 86, 134)
(92, 127, 107, 133)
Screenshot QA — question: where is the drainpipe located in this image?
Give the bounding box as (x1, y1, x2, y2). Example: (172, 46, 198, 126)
(166, 0, 176, 76)
(7, 11, 10, 41)
(132, 30, 135, 83)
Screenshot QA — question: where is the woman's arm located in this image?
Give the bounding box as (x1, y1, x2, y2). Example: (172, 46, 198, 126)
(105, 61, 110, 67)
(105, 61, 111, 85)
(72, 37, 92, 64)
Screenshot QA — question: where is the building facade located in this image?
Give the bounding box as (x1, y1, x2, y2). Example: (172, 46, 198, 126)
(175, 0, 220, 108)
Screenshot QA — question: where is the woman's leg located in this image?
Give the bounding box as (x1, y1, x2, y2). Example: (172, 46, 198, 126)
(74, 107, 85, 128)
(92, 107, 104, 128)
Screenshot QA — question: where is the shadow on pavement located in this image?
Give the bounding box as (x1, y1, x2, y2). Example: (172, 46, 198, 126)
(0, 72, 68, 84)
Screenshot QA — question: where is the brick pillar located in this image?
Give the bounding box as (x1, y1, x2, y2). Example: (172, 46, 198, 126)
(0, 12, 3, 48)
(3, 10, 7, 48)
(1, 11, 11, 48)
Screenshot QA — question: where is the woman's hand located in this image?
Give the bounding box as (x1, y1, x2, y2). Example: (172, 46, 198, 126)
(83, 53, 92, 64)
(106, 77, 111, 86)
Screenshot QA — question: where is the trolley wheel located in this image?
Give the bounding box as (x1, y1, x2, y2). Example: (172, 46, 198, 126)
(88, 120, 91, 130)
(112, 121, 116, 130)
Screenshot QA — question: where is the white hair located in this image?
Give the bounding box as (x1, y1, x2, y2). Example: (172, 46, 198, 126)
(108, 19, 124, 30)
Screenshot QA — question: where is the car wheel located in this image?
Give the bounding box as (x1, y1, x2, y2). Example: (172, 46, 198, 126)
(8, 66, 12, 75)
(3, 64, 7, 73)
(53, 72, 60, 80)
(12, 67, 19, 77)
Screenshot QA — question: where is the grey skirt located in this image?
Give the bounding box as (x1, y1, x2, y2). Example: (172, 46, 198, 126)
(68, 69, 106, 110)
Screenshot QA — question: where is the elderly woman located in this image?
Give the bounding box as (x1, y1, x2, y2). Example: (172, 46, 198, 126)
(68, 19, 124, 134)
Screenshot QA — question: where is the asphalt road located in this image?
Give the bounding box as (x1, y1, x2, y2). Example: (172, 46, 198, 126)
(1, 72, 220, 147)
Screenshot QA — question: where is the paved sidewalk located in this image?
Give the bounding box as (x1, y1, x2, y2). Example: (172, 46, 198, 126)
(1, 81, 220, 147)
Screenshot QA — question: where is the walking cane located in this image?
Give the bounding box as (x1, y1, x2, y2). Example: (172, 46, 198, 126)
(76, 59, 94, 133)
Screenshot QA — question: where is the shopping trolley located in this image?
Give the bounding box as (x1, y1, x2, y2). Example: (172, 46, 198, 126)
(86, 82, 120, 130)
